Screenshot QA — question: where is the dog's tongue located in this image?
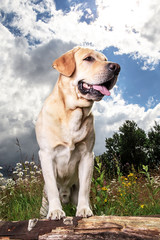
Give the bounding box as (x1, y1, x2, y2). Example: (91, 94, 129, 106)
(93, 85, 111, 96)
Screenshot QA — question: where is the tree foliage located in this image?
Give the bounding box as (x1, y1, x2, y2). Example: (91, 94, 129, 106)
(147, 122, 160, 168)
(99, 120, 160, 177)
(118, 120, 147, 170)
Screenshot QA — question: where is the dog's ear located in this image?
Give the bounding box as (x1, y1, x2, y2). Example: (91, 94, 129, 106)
(52, 47, 80, 77)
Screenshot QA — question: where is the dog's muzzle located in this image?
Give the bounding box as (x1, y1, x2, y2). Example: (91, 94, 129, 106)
(78, 62, 120, 100)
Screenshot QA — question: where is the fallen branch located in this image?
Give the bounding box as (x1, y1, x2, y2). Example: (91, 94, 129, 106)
(0, 215, 160, 240)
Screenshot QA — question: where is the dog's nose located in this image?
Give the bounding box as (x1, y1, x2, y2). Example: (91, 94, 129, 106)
(108, 63, 121, 75)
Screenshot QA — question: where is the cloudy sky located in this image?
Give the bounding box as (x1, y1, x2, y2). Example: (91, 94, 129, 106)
(0, 0, 160, 168)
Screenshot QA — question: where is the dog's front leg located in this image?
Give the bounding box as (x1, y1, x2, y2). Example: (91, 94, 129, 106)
(39, 150, 65, 220)
(76, 152, 94, 217)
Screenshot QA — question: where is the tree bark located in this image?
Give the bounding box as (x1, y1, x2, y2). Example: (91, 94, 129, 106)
(0, 216, 160, 240)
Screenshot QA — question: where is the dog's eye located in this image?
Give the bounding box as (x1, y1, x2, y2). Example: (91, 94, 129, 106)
(83, 56, 95, 62)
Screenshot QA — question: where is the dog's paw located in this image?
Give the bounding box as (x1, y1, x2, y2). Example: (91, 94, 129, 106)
(47, 209, 66, 220)
(76, 207, 93, 218)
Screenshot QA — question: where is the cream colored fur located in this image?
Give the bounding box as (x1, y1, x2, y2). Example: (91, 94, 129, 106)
(35, 47, 120, 220)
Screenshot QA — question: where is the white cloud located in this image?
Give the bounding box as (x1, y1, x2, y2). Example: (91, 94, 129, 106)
(95, 0, 160, 67)
(1, 0, 160, 68)
(146, 96, 155, 108)
(0, 25, 75, 165)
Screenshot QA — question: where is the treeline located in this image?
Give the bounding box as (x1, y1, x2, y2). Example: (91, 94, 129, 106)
(98, 120, 160, 178)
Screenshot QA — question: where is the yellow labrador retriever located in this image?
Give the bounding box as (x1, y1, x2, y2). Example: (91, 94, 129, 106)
(35, 47, 120, 220)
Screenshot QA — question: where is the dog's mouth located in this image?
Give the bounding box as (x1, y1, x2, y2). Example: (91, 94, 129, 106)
(78, 77, 115, 99)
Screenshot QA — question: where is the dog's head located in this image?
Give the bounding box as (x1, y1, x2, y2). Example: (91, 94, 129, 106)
(53, 47, 120, 101)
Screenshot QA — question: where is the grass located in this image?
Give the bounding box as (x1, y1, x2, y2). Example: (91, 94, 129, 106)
(0, 162, 43, 221)
(0, 158, 160, 221)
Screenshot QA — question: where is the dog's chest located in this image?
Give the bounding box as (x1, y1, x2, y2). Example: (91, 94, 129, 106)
(62, 108, 92, 147)
(54, 108, 93, 182)
(54, 144, 80, 184)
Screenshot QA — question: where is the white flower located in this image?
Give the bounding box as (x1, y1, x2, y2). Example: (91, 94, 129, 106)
(30, 162, 35, 165)
(30, 171, 35, 175)
(31, 178, 38, 183)
(24, 178, 29, 181)
(13, 171, 18, 174)
(25, 161, 29, 165)
(0, 173, 3, 177)
(33, 165, 38, 170)
(31, 175, 36, 179)
(7, 178, 13, 183)
(0, 166, 3, 170)
(0, 185, 6, 190)
(17, 172, 23, 177)
(6, 178, 15, 187)
(16, 178, 23, 183)
(15, 166, 22, 171)
(16, 163, 22, 166)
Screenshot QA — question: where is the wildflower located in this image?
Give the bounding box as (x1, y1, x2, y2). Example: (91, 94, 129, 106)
(127, 182, 131, 186)
(17, 177, 23, 183)
(25, 161, 29, 164)
(31, 179, 38, 183)
(128, 173, 134, 177)
(0, 173, 3, 178)
(15, 166, 22, 171)
(7, 178, 13, 183)
(22, 177, 27, 182)
(121, 176, 125, 179)
(31, 175, 37, 179)
(17, 172, 23, 177)
(0, 166, 3, 170)
(30, 162, 35, 165)
(33, 165, 38, 170)
(124, 178, 128, 181)
(6, 179, 15, 187)
(104, 199, 107, 203)
(30, 171, 35, 175)
(16, 163, 22, 166)
(140, 204, 144, 208)
(13, 171, 18, 174)
(111, 179, 116, 183)
(101, 187, 108, 191)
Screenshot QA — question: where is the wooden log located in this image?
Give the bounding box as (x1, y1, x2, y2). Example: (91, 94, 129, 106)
(0, 216, 160, 240)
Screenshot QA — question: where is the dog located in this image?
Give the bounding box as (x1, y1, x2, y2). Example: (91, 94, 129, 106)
(35, 46, 120, 220)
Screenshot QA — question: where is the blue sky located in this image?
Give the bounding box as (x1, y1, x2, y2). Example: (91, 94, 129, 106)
(0, 0, 160, 167)
(111, 50, 160, 108)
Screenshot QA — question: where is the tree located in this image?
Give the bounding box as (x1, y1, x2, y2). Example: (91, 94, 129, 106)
(147, 122, 160, 168)
(119, 120, 148, 170)
(105, 133, 120, 161)
(101, 133, 120, 178)
(104, 120, 148, 173)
